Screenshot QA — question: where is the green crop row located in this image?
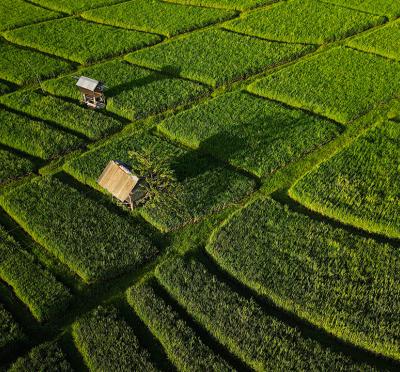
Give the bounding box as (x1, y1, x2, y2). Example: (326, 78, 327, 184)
(159, 90, 342, 178)
(0, 41, 72, 86)
(82, 0, 236, 37)
(64, 132, 255, 232)
(126, 28, 314, 87)
(0, 90, 124, 140)
(348, 20, 400, 61)
(0, 148, 36, 185)
(155, 256, 375, 371)
(0, 109, 83, 160)
(127, 280, 233, 371)
(0, 304, 24, 350)
(324, 0, 400, 19)
(163, 0, 271, 11)
(207, 197, 400, 360)
(4, 18, 161, 65)
(29, 0, 125, 14)
(0, 225, 72, 322)
(72, 305, 157, 371)
(9, 341, 73, 372)
(290, 120, 400, 240)
(0, 176, 159, 283)
(248, 47, 400, 123)
(41, 59, 210, 122)
(225, 0, 384, 44)
(0, 0, 60, 31)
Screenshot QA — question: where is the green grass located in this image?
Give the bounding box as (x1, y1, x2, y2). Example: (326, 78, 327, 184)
(64, 132, 255, 232)
(206, 197, 400, 360)
(125, 28, 314, 87)
(388, 99, 400, 121)
(82, 0, 236, 37)
(0, 225, 72, 322)
(72, 305, 157, 371)
(290, 120, 400, 240)
(0, 148, 36, 184)
(163, 0, 271, 11)
(224, 0, 384, 44)
(0, 176, 159, 283)
(127, 280, 233, 372)
(156, 256, 375, 371)
(159, 90, 343, 177)
(0, 90, 124, 140)
(0, 0, 60, 31)
(4, 18, 161, 65)
(348, 20, 400, 61)
(28, 0, 126, 14)
(248, 47, 400, 123)
(9, 341, 73, 372)
(0, 304, 24, 349)
(0, 109, 83, 160)
(0, 41, 72, 86)
(106, 77, 209, 122)
(324, 0, 400, 18)
(41, 59, 210, 121)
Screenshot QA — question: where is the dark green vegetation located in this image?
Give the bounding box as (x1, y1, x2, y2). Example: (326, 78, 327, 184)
(388, 100, 400, 121)
(0, 176, 158, 283)
(163, 0, 271, 11)
(4, 18, 160, 65)
(207, 197, 400, 359)
(225, 0, 384, 44)
(348, 20, 400, 61)
(0, 90, 123, 140)
(72, 305, 157, 371)
(0, 304, 24, 349)
(126, 28, 314, 87)
(0, 41, 72, 85)
(0, 148, 36, 184)
(8, 341, 73, 372)
(0, 110, 82, 159)
(156, 256, 375, 370)
(248, 47, 400, 123)
(82, 0, 236, 37)
(324, 0, 400, 18)
(290, 120, 400, 240)
(29, 0, 125, 14)
(159, 90, 342, 177)
(1, 0, 400, 369)
(0, 225, 72, 322)
(0, 0, 60, 31)
(127, 280, 233, 371)
(41, 60, 210, 121)
(65, 132, 255, 231)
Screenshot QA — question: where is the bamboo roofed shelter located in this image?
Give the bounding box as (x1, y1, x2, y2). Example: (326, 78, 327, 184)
(98, 160, 143, 209)
(76, 76, 106, 109)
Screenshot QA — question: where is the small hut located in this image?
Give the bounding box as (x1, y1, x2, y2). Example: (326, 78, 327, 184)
(76, 76, 106, 109)
(97, 160, 144, 209)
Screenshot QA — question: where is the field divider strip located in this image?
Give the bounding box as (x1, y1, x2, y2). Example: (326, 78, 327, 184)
(21, 0, 70, 15)
(220, 27, 317, 46)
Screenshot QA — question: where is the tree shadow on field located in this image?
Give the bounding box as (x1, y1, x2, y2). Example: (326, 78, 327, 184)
(171, 131, 249, 183)
(106, 65, 182, 98)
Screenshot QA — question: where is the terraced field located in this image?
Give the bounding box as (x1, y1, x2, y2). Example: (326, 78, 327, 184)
(0, 0, 399, 370)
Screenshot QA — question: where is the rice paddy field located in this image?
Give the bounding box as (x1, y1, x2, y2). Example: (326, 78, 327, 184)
(0, 0, 399, 370)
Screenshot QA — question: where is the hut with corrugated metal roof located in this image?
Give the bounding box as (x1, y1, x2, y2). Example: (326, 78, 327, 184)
(97, 160, 144, 209)
(76, 76, 106, 109)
